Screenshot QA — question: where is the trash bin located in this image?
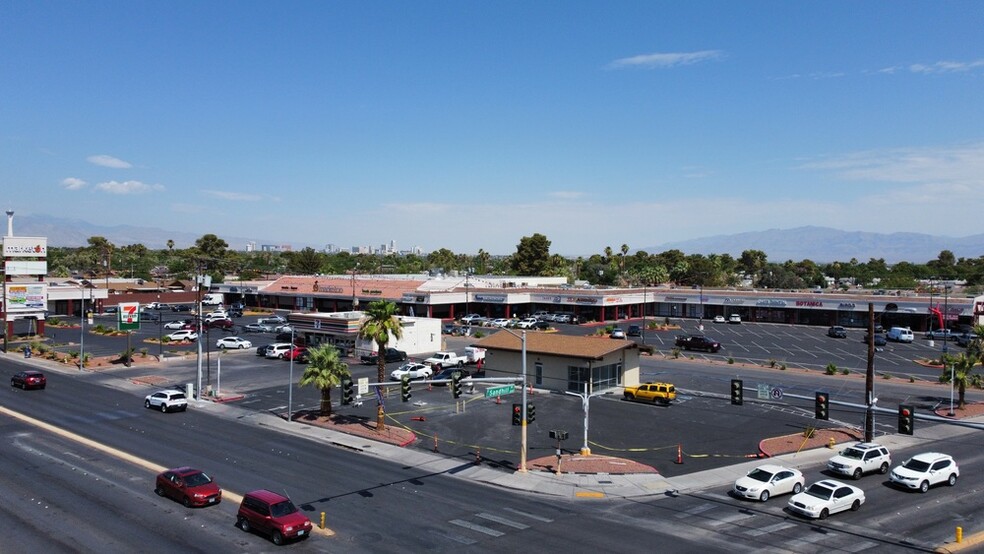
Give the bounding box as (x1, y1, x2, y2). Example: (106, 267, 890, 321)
(23, 346, 31, 359)
(185, 383, 194, 399)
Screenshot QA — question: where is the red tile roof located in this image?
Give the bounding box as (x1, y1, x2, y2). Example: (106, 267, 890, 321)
(473, 331, 637, 360)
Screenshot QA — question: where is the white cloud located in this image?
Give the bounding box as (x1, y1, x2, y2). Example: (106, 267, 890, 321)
(87, 154, 133, 168)
(909, 59, 984, 74)
(203, 190, 264, 202)
(61, 177, 87, 190)
(608, 50, 723, 70)
(95, 180, 164, 194)
(800, 143, 984, 186)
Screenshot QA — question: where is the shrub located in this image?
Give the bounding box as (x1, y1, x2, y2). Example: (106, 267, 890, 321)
(474, 331, 485, 339)
(882, 373, 892, 379)
(779, 363, 787, 370)
(671, 347, 681, 359)
(840, 368, 850, 375)
(803, 426, 816, 438)
(727, 357, 735, 364)
(639, 344, 654, 355)
(769, 358, 777, 368)
(909, 376, 915, 383)
(68, 350, 79, 358)
(825, 363, 838, 375)
(140, 348, 148, 358)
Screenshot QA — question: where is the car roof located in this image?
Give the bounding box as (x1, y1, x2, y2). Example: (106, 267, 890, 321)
(909, 452, 950, 462)
(848, 442, 884, 450)
(752, 464, 794, 473)
(244, 489, 290, 503)
(169, 466, 203, 476)
(814, 479, 848, 488)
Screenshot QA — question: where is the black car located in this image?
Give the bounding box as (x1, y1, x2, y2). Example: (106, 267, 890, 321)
(141, 311, 161, 321)
(361, 347, 408, 365)
(256, 344, 275, 357)
(432, 367, 469, 385)
(172, 304, 191, 312)
(863, 333, 887, 346)
(827, 326, 847, 338)
(955, 333, 979, 347)
(627, 324, 642, 337)
(674, 334, 721, 352)
(530, 320, 550, 331)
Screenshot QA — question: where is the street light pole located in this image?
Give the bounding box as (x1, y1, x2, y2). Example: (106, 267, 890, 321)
(945, 282, 954, 416)
(642, 283, 647, 344)
(79, 284, 86, 371)
(288, 327, 295, 422)
(499, 327, 529, 473)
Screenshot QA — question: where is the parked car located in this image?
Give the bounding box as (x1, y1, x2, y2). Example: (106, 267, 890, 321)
(390, 362, 434, 381)
(489, 318, 510, 328)
(256, 344, 275, 357)
(674, 334, 721, 353)
(827, 442, 891, 480)
(243, 322, 276, 333)
(274, 324, 294, 334)
(144, 389, 188, 413)
(155, 467, 222, 507)
(284, 346, 307, 362)
(955, 333, 980, 347)
(827, 326, 847, 338)
(431, 366, 467, 385)
(887, 327, 914, 343)
(140, 310, 161, 321)
(610, 328, 626, 339)
(237, 489, 312, 545)
(863, 333, 887, 346)
(166, 330, 199, 342)
(728, 314, 742, 324)
(216, 336, 253, 349)
(626, 324, 642, 337)
(889, 452, 959, 492)
(11, 370, 46, 390)
(265, 343, 293, 359)
(257, 315, 287, 325)
(208, 318, 235, 330)
(732, 464, 805, 502)
(713, 315, 726, 323)
(172, 304, 191, 312)
(361, 347, 408, 365)
(787, 479, 865, 519)
(924, 329, 956, 340)
(164, 320, 190, 330)
(459, 314, 485, 325)
(530, 320, 551, 331)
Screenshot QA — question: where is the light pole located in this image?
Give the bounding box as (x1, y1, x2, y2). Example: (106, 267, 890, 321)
(642, 283, 647, 344)
(78, 283, 87, 371)
(944, 281, 954, 416)
(288, 326, 296, 422)
(499, 327, 528, 473)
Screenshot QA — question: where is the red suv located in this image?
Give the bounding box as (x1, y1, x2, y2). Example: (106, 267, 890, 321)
(237, 489, 313, 545)
(154, 467, 222, 507)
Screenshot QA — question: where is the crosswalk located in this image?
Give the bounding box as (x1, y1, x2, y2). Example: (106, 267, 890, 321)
(438, 507, 554, 545)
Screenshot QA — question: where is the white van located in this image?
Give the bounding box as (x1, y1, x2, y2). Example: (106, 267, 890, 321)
(202, 293, 224, 306)
(887, 327, 914, 343)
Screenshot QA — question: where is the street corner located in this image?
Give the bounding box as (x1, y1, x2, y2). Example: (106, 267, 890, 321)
(291, 410, 418, 448)
(933, 402, 984, 420)
(757, 427, 862, 458)
(527, 453, 658, 475)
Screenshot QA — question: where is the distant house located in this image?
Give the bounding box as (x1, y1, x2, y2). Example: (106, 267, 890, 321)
(472, 332, 640, 394)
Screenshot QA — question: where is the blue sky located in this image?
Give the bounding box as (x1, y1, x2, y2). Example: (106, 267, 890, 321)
(2, 1, 983, 255)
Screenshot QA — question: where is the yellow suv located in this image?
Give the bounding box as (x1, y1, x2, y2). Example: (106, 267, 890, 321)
(623, 382, 677, 405)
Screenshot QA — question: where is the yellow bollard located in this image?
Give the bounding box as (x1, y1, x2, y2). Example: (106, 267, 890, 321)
(320, 511, 326, 530)
(957, 526, 963, 543)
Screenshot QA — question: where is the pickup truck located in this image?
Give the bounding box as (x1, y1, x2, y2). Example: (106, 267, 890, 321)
(423, 351, 467, 369)
(674, 334, 722, 352)
(623, 382, 676, 405)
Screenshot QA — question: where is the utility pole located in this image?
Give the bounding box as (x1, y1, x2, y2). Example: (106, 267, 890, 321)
(865, 302, 875, 442)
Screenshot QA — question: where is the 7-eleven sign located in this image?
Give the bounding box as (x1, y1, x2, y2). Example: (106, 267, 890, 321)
(118, 302, 140, 331)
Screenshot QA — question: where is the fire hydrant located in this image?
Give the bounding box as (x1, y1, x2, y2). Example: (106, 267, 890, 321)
(828, 437, 836, 449)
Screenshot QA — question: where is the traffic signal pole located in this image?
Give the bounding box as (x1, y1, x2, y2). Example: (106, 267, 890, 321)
(865, 302, 875, 442)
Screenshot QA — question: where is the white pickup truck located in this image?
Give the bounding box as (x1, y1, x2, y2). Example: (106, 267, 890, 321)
(423, 351, 467, 369)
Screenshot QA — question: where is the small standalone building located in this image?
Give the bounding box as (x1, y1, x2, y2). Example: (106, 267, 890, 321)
(473, 332, 640, 394)
(286, 311, 441, 358)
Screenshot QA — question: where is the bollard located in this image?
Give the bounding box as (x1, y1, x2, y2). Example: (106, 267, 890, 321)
(957, 526, 963, 543)
(496, 395, 501, 405)
(828, 437, 836, 449)
(475, 448, 481, 465)
(320, 512, 326, 530)
(433, 435, 439, 452)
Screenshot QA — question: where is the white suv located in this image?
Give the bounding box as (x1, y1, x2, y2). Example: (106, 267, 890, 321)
(827, 442, 892, 480)
(145, 390, 188, 413)
(265, 343, 293, 359)
(890, 452, 959, 492)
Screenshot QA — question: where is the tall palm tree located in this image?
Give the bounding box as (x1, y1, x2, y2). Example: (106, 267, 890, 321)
(940, 351, 980, 410)
(299, 344, 350, 418)
(359, 301, 403, 430)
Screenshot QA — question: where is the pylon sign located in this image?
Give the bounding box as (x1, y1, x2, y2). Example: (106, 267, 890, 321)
(118, 302, 140, 331)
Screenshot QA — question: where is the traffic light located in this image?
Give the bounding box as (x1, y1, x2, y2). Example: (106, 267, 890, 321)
(898, 404, 915, 435)
(451, 370, 462, 399)
(512, 403, 522, 426)
(401, 376, 412, 402)
(815, 392, 829, 420)
(341, 376, 354, 405)
(527, 403, 536, 423)
(730, 379, 743, 405)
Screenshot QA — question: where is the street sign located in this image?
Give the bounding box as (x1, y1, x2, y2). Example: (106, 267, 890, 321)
(118, 302, 140, 331)
(756, 384, 770, 400)
(357, 377, 369, 395)
(485, 385, 515, 398)
(770, 387, 784, 400)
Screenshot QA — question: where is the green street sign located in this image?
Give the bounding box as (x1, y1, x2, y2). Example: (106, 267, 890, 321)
(485, 385, 515, 398)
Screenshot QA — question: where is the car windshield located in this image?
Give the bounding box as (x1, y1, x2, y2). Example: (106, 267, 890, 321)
(805, 483, 834, 500)
(902, 459, 931, 472)
(184, 471, 213, 487)
(746, 468, 776, 483)
(840, 448, 863, 460)
(270, 500, 299, 518)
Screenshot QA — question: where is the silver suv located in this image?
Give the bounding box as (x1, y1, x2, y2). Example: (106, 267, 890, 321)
(827, 442, 891, 480)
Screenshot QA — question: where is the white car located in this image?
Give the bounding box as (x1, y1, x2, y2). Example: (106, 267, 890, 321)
(733, 464, 805, 502)
(265, 343, 293, 359)
(889, 453, 959, 492)
(144, 390, 188, 413)
(203, 312, 228, 322)
(787, 479, 864, 519)
(827, 442, 891, 480)
(164, 320, 189, 330)
(516, 318, 539, 329)
(713, 315, 726, 323)
(216, 336, 253, 349)
(166, 330, 199, 342)
(390, 362, 434, 381)
(274, 324, 294, 334)
(489, 318, 510, 328)
(728, 314, 742, 324)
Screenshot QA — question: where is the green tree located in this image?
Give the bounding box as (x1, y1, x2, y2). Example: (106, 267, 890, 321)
(739, 249, 768, 279)
(299, 344, 351, 417)
(940, 350, 981, 410)
(359, 301, 404, 430)
(287, 247, 324, 274)
(510, 233, 551, 276)
(87, 236, 115, 276)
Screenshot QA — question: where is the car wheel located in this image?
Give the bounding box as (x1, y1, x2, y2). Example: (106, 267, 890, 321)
(759, 490, 770, 502)
(624, 393, 634, 401)
(144, 400, 151, 409)
(238, 517, 251, 532)
(155, 485, 165, 497)
(271, 530, 284, 546)
(792, 482, 803, 494)
(851, 499, 861, 511)
(852, 468, 862, 480)
(879, 462, 889, 474)
(160, 403, 168, 413)
(819, 508, 829, 520)
(919, 480, 930, 493)
(457, 361, 464, 368)
(239, 345, 245, 349)
(182, 496, 192, 508)
(948, 474, 957, 486)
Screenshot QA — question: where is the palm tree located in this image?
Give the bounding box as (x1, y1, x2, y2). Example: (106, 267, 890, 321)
(940, 351, 981, 410)
(299, 344, 350, 418)
(359, 301, 403, 430)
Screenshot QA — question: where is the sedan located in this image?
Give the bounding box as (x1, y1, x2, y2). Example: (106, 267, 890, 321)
(827, 326, 847, 338)
(171, 304, 191, 312)
(216, 336, 253, 349)
(390, 362, 434, 381)
(489, 318, 510, 328)
(11, 370, 46, 390)
(787, 479, 864, 519)
(863, 333, 887, 347)
(256, 344, 275, 357)
(713, 315, 726, 324)
(243, 322, 276, 333)
(155, 467, 222, 507)
(610, 328, 626, 339)
(166, 330, 198, 342)
(733, 464, 804, 502)
(164, 320, 190, 330)
(144, 389, 188, 413)
(284, 346, 307, 362)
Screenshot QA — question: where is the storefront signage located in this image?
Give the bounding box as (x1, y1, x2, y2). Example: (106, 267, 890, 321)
(4, 261, 47, 275)
(757, 299, 787, 307)
(476, 294, 506, 303)
(566, 296, 599, 305)
(532, 294, 559, 302)
(796, 300, 823, 307)
(315, 284, 345, 294)
(361, 289, 383, 295)
(5, 284, 46, 311)
(723, 298, 744, 304)
(838, 303, 856, 309)
(2, 237, 47, 258)
(664, 296, 688, 302)
(604, 297, 623, 303)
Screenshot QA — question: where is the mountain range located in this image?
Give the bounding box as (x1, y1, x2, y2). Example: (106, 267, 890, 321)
(7, 215, 983, 264)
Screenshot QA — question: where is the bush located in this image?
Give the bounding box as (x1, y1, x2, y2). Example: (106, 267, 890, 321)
(671, 347, 681, 359)
(638, 344, 654, 355)
(840, 368, 850, 375)
(779, 363, 787, 370)
(882, 373, 892, 379)
(803, 426, 816, 438)
(140, 348, 148, 358)
(825, 363, 838, 375)
(727, 357, 735, 364)
(769, 358, 777, 368)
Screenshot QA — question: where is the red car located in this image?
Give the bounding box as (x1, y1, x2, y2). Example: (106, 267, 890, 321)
(11, 370, 46, 390)
(238, 489, 312, 545)
(284, 346, 307, 362)
(155, 467, 222, 507)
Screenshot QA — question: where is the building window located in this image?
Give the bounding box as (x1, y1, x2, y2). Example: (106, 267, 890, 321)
(534, 362, 543, 386)
(567, 365, 588, 392)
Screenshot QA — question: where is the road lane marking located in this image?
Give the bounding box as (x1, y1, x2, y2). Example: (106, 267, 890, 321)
(475, 512, 529, 529)
(449, 519, 505, 537)
(744, 521, 797, 536)
(502, 507, 554, 523)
